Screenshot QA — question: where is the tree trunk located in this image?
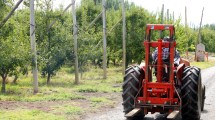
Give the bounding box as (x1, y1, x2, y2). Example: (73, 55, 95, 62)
(1, 75, 7, 93)
(80, 69, 83, 80)
(113, 59, 116, 66)
(13, 75, 18, 84)
(106, 56, 109, 68)
(47, 73, 51, 85)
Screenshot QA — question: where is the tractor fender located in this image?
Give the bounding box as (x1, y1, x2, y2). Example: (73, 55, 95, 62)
(176, 63, 185, 86)
(179, 58, 190, 66)
(139, 62, 145, 67)
(139, 63, 146, 82)
(139, 62, 146, 75)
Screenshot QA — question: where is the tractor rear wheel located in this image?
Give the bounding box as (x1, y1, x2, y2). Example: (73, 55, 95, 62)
(201, 85, 206, 111)
(181, 66, 201, 120)
(122, 65, 144, 120)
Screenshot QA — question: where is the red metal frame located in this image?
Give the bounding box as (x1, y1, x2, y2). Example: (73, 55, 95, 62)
(137, 24, 180, 113)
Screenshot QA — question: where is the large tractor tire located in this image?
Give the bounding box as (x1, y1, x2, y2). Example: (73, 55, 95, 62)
(201, 85, 206, 111)
(122, 65, 144, 120)
(181, 66, 202, 120)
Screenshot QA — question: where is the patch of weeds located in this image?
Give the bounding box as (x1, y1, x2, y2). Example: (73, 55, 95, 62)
(97, 83, 120, 93)
(89, 97, 111, 108)
(112, 87, 121, 92)
(115, 79, 122, 83)
(21, 92, 85, 102)
(78, 87, 98, 93)
(52, 105, 83, 119)
(76, 84, 98, 93)
(75, 80, 121, 93)
(0, 109, 64, 120)
(0, 87, 85, 102)
(191, 60, 215, 69)
(60, 67, 75, 74)
(6, 86, 22, 95)
(0, 94, 19, 101)
(64, 106, 82, 115)
(90, 97, 108, 103)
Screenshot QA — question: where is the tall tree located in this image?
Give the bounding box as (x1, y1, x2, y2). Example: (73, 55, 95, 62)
(0, 1, 30, 93)
(34, 0, 73, 84)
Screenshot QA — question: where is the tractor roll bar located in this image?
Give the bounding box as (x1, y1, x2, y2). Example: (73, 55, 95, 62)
(145, 24, 175, 42)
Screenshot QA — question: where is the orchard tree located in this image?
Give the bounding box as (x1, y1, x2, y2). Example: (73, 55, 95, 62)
(201, 27, 215, 52)
(125, 6, 149, 66)
(36, 0, 73, 84)
(0, 17, 30, 93)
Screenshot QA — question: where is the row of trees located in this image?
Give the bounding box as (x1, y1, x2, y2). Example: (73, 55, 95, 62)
(0, 0, 215, 93)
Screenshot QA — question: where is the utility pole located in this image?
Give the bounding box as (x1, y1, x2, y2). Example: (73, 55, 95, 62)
(185, 6, 188, 32)
(72, 0, 79, 84)
(30, 0, 38, 94)
(172, 11, 175, 23)
(160, 4, 164, 38)
(198, 7, 204, 43)
(195, 7, 204, 61)
(185, 6, 188, 58)
(102, 0, 107, 79)
(122, 0, 126, 75)
(167, 9, 169, 23)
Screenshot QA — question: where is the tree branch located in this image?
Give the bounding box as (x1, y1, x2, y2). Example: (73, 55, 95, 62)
(0, 0, 23, 29)
(48, 3, 73, 30)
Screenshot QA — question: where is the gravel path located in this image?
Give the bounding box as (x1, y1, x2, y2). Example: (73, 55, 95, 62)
(200, 66, 215, 120)
(84, 66, 215, 120)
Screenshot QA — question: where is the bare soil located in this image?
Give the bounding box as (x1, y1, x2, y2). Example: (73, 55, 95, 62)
(0, 99, 89, 112)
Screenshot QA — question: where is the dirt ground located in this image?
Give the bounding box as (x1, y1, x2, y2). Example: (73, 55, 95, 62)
(1, 57, 215, 120)
(0, 91, 122, 119)
(0, 99, 91, 115)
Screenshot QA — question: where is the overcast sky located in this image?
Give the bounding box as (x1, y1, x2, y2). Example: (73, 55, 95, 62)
(127, 0, 214, 27)
(52, 0, 214, 27)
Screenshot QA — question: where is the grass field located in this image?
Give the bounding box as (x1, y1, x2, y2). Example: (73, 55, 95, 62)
(0, 66, 123, 120)
(0, 57, 215, 120)
(190, 58, 215, 69)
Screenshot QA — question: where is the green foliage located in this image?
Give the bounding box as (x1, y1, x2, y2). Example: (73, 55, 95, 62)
(125, 6, 149, 65)
(191, 61, 215, 69)
(174, 19, 187, 52)
(53, 105, 83, 115)
(34, 1, 73, 84)
(78, 87, 98, 93)
(90, 97, 108, 103)
(0, 87, 85, 102)
(1, 0, 215, 93)
(201, 26, 215, 52)
(0, 6, 30, 92)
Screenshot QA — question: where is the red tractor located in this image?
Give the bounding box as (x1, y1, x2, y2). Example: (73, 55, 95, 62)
(122, 24, 206, 120)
